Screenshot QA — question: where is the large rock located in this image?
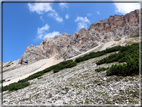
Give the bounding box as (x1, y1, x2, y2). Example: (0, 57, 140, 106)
(18, 9, 140, 65)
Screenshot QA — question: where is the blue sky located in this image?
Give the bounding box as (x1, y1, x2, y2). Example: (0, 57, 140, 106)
(2, 2, 140, 63)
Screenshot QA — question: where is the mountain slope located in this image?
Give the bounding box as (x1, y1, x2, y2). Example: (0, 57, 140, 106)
(18, 9, 139, 65)
(2, 9, 140, 105)
(3, 43, 140, 105)
(3, 35, 140, 86)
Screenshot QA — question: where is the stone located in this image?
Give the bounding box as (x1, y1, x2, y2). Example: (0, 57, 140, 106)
(55, 100, 63, 104)
(103, 77, 107, 81)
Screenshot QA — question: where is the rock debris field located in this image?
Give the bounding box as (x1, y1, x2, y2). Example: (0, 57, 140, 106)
(3, 52, 140, 106)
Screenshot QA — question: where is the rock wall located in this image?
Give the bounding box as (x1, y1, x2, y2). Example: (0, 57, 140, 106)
(18, 9, 140, 65)
(88, 9, 139, 33)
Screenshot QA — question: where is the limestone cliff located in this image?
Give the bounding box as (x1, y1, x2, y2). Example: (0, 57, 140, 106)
(18, 9, 140, 65)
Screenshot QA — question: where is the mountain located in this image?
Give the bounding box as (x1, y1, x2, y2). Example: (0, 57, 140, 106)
(18, 9, 139, 65)
(3, 36, 140, 105)
(2, 9, 140, 105)
(88, 9, 139, 33)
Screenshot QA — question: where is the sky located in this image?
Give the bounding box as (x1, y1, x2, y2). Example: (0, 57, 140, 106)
(2, 1, 140, 63)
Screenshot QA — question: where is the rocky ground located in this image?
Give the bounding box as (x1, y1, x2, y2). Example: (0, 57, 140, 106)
(3, 52, 140, 106)
(3, 57, 63, 87)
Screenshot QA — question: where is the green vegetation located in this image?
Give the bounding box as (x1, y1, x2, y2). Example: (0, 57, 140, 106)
(96, 42, 140, 76)
(3, 41, 140, 91)
(126, 41, 137, 45)
(53, 61, 77, 73)
(95, 67, 109, 72)
(3, 60, 77, 91)
(75, 45, 122, 63)
(3, 82, 30, 91)
(3, 61, 13, 68)
(0, 79, 5, 83)
(53, 60, 77, 73)
(96, 43, 139, 65)
(130, 31, 139, 37)
(114, 37, 121, 41)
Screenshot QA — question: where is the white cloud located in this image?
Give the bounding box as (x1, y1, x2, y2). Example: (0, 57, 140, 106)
(65, 14, 69, 19)
(40, 16, 44, 21)
(75, 16, 90, 30)
(27, 3, 53, 14)
(37, 24, 50, 34)
(59, 3, 68, 9)
(38, 34, 43, 39)
(37, 24, 60, 39)
(48, 11, 63, 22)
(44, 31, 60, 38)
(27, 3, 63, 22)
(76, 23, 88, 30)
(75, 16, 90, 23)
(97, 11, 100, 14)
(114, 3, 140, 14)
(87, 13, 92, 16)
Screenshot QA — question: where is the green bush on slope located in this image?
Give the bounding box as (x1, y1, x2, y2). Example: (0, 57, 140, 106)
(75, 45, 122, 63)
(53, 60, 77, 73)
(3, 82, 30, 91)
(95, 67, 109, 72)
(96, 42, 140, 76)
(3, 60, 77, 91)
(3, 42, 140, 91)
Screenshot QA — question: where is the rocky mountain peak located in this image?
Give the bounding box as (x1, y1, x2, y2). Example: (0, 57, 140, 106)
(88, 9, 139, 33)
(18, 9, 140, 65)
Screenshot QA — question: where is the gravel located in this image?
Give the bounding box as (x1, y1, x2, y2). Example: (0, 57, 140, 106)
(3, 53, 140, 106)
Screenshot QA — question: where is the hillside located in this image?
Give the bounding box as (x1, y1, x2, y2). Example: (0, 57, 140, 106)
(3, 40, 140, 105)
(2, 9, 141, 106)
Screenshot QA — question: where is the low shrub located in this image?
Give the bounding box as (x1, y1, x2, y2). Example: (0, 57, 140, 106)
(96, 42, 139, 65)
(75, 45, 122, 63)
(3, 82, 30, 91)
(95, 67, 109, 72)
(0, 79, 5, 83)
(114, 38, 121, 41)
(53, 69, 60, 73)
(66, 61, 77, 68)
(4, 60, 77, 91)
(53, 60, 77, 73)
(96, 42, 140, 76)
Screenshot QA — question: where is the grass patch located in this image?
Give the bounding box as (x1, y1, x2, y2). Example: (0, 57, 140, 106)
(106, 101, 112, 104)
(114, 38, 121, 41)
(126, 41, 137, 45)
(3, 61, 13, 68)
(130, 31, 139, 37)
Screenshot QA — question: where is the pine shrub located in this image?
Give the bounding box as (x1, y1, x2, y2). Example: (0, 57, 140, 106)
(3, 82, 30, 91)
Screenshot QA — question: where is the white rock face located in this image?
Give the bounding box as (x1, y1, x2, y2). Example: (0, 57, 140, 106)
(3, 56, 63, 86)
(17, 9, 139, 65)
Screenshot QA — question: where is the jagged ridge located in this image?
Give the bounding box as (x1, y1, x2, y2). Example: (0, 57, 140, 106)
(18, 9, 139, 65)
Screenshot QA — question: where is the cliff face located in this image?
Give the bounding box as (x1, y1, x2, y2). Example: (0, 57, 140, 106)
(88, 9, 139, 33)
(18, 9, 140, 65)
